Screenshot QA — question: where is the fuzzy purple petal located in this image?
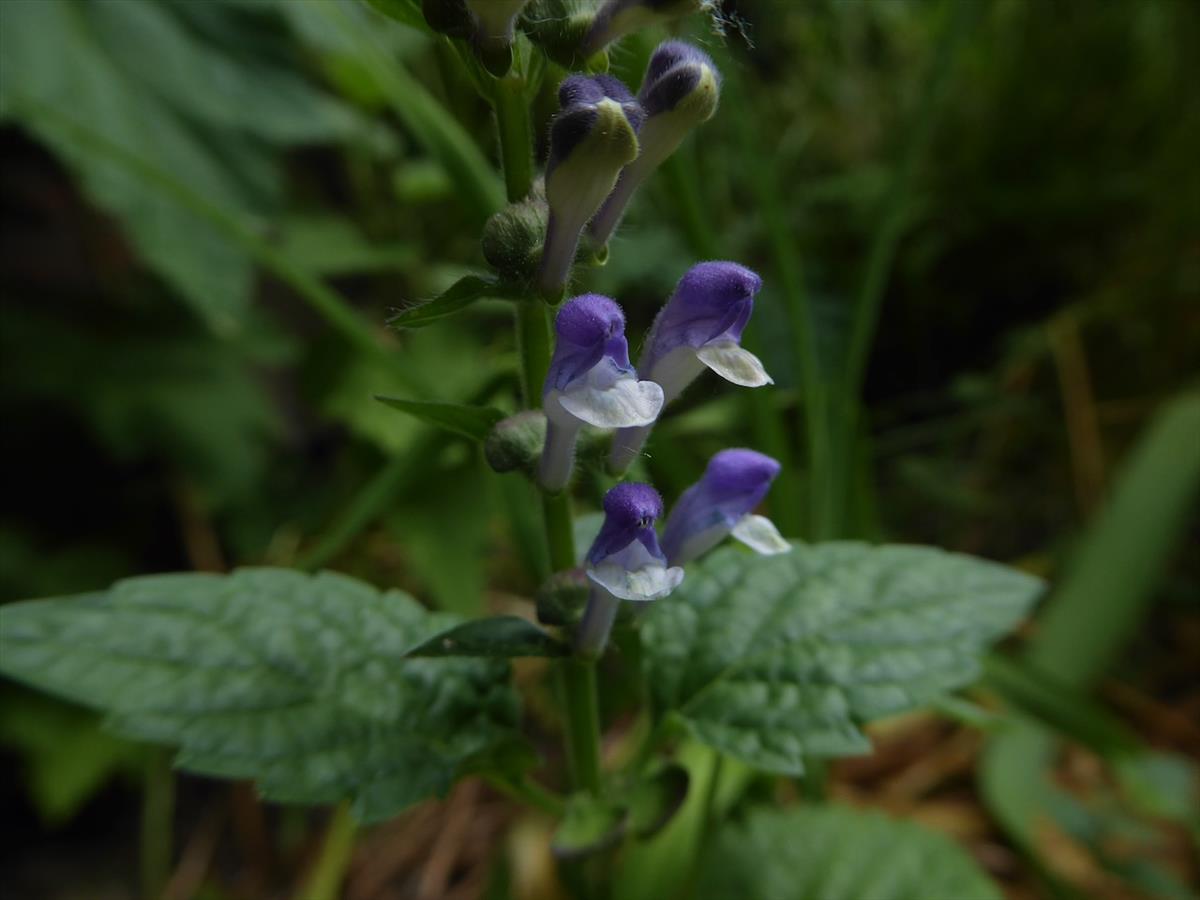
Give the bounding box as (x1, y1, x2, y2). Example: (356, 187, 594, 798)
(639, 261, 763, 375)
(587, 482, 666, 565)
(544, 294, 633, 394)
(661, 449, 781, 561)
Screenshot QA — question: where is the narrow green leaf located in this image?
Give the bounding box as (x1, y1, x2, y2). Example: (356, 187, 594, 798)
(406, 616, 567, 658)
(698, 806, 1002, 900)
(389, 275, 515, 330)
(362, 0, 430, 32)
(1027, 391, 1200, 689)
(374, 396, 506, 442)
(0, 570, 525, 823)
(643, 542, 1042, 774)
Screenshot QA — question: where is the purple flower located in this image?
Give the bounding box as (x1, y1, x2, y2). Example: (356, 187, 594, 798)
(590, 41, 720, 245)
(661, 449, 790, 565)
(609, 262, 772, 471)
(539, 75, 643, 294)
(539, 295, 663, 491)
(576, 483, 683, 657)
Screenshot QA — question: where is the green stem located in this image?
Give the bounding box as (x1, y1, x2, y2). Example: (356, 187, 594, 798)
(494, 72, 535, 203)
(486, 774, 567, 816)
(559, 658, 603, 794)
(300, 801, 358, 900)
(140, 748, 175, 900)
(491, 56, 597, 809)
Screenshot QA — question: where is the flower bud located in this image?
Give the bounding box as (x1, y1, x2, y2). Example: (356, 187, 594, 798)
(577, 483, 683, 657)
(520, 0, 603, 70)
(466, 0, 531, 75)
(539, 75, 643, 294)
(661, 449, 789, 565)
(485, 410, 548, 474)
(482, 188, 548, 282)
(536, 568, 590, 626)
(590, 41, 720, 245)
(583, 0, 705, 57)
(540, 295, 663, 492)
(610, 262, 771, 472)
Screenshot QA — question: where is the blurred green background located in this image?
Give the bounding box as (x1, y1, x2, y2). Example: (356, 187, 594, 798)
(1, 0, 1196, 897)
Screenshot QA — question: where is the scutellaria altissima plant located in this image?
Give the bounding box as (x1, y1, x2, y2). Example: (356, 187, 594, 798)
(0, 2, 1043, 897)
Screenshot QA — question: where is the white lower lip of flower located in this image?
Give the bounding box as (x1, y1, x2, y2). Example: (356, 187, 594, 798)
(694, 340, 773, 387)
(556, 375, 663, 429)
(586, 539, 683, 602)
(730, 514, 790, 555)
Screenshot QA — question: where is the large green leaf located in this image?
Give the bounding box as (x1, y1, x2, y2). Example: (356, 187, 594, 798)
(698, 807, 1001, 900)
(0, 570, 524, 823)
(0, 0, 374, 334)
(643, 543, 1041, 774)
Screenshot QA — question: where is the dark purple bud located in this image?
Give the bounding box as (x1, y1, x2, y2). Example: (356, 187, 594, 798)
(639, 41, 720, 116)
(547, 75, 644, 175)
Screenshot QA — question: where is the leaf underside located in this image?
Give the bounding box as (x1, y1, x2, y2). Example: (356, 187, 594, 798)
(643, 542, 1042, 774)
(0, 569, 525, 822)
(698, 806, 1002, 900)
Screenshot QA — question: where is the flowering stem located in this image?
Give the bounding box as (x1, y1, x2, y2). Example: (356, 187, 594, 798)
(494, 71, 535, 203)
(559, 659, 603, 794)
(300, 801, 357, 900)
(492, 62, 599, 803)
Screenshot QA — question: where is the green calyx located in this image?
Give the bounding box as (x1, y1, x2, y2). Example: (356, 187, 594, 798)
(482, 190, 549, 282)
(520, 0, 599, 69)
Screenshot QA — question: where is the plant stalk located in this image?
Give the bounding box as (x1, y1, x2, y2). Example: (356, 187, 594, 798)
(492, 55, 598, 805)
(140, 748, 175, 900)
(300, 801, 357, 900)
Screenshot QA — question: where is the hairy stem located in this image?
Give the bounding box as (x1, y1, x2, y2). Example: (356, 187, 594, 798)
(559, 659, 603, 794)
(492, 57, 599, 806)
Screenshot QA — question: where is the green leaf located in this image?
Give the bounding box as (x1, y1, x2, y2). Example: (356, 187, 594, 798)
(0, 688, 144, 825)
(697, 806, 1002, 900)
(362, 0, 431, 32)
(628, 764, 690, 839)
(553, 794, 628, 859)
(1027, 391, 1200, 690)
(389, 275, 516, 330)
(375, 396, 506, 442)
(0, 0, 372, 334)
(643, 543, 1041, 774)
(0, 570, 525, 823)
(406, 617, 567, 658)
